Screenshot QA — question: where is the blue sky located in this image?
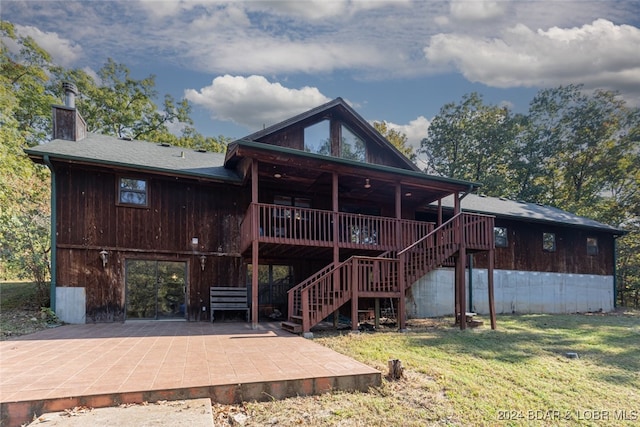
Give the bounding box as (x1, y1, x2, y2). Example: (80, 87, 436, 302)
(4, 0, 640, 164)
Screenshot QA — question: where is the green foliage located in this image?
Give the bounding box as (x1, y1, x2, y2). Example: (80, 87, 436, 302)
(373, 121, 416, 161)
(1, 22, 52, 304)
(39, 306, 60, 324)
(419, 92, 517, 194)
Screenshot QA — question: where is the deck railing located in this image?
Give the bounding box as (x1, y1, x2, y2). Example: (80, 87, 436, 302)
(240, 202, 434, 252)
(398, 212, 494, 284)
(289, 255, 400, 331)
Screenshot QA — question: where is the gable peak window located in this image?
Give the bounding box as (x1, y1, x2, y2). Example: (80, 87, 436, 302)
(302, 120, 366, 163)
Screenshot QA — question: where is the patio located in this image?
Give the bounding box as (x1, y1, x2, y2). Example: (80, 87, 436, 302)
(0, 321, 380, 426)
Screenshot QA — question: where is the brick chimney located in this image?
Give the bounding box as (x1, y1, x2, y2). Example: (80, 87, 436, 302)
(52, 82, 87, 141)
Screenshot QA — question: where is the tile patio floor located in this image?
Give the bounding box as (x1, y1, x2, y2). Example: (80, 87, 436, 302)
(0, 321, 380, 426)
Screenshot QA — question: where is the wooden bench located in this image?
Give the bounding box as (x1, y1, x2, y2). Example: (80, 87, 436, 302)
(210, 287, 249, 322)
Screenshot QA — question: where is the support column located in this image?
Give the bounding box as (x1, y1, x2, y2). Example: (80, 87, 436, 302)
(251, 161, 259, 329)
(457, 244, 466, 330)
(351, 258, 359, 331)
(332, 172, 340, 327)
(395, 183, 406, 331)
(488, 247, 496, 329)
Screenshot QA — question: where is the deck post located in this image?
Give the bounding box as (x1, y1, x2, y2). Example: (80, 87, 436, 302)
(374, 298, 380, 329)
(488, 246, 497, 330)
(351, 258, 359, 331)
(301, 289, 310, 333)
(332, 172, 340, 327)
(395, 183, 407, 331)
(457, 240, 467, 330)
(251, 161, 259, 329)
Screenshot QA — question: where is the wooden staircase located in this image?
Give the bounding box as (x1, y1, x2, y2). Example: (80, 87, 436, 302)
(283, 212, 492, 334)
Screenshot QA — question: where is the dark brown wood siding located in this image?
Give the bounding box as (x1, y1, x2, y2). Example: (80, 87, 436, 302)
(472, 219, 615, 275)
(54, 164, 249, 321)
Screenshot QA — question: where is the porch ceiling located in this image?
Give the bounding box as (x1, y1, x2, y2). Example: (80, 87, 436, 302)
(227, 141, 479, 206)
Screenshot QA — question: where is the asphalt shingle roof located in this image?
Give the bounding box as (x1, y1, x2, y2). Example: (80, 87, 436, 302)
(25, 133, 239, 182)
(436, 193, 625, 234)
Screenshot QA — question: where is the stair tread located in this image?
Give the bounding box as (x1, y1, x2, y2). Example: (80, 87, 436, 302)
(281, 321, 302, 333)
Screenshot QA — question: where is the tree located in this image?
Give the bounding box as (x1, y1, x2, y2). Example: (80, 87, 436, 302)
(521, 85, 635, 213)
(54, 59, 228, 152)
(419, 93, 516, 195)
(373, 121, 416, 161)
(1, 21, 53, 304)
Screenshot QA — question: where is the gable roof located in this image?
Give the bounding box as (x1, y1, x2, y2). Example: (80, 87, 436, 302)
(434, 193, 625, 235)
(25, 133, 240, 183)
(240, 97, 420, 172)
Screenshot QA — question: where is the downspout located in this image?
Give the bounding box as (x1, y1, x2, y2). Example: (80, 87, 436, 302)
(43, 155, 56, 312)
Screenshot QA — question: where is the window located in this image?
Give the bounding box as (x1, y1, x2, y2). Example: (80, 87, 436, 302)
(494, 227, 508, 248)
(304, 121, 330, 155)
(340, 125, 366, 163)
(543, 232, 556, 252)
(118, 177, 147, 206)
(587, 237, 598, 256)
(302, 121, 366, 162)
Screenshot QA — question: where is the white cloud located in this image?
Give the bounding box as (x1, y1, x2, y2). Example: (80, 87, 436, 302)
(248, 0, 409, 20)
(449, 0, 506, 22)
(194, 38, 387, 74)
(382, 116, 431, 151)
(424, 19, 640, 94)
(14, 24, 83, 67)
(185, 75, 331, 130)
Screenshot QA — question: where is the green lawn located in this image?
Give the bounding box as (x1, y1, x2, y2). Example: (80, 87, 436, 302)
(245, 313, 640, 426)
(0, 281, 40, 310)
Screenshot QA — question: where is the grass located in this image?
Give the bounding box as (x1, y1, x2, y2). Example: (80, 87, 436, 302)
(242, 313, 640, 426)
(0, 280, 40, 310)
(0, 281, 53, 339)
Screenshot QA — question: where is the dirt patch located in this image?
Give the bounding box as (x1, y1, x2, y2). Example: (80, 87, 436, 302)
(0, 308, 59, 340)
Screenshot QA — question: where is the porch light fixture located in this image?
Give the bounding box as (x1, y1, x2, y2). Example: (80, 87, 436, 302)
(274, 173, 282, 178)
(99, 250, 108, 268)
(364, 178, 371, 189)
(200, 255, 207, 271)
(405, 192, 412, 197)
